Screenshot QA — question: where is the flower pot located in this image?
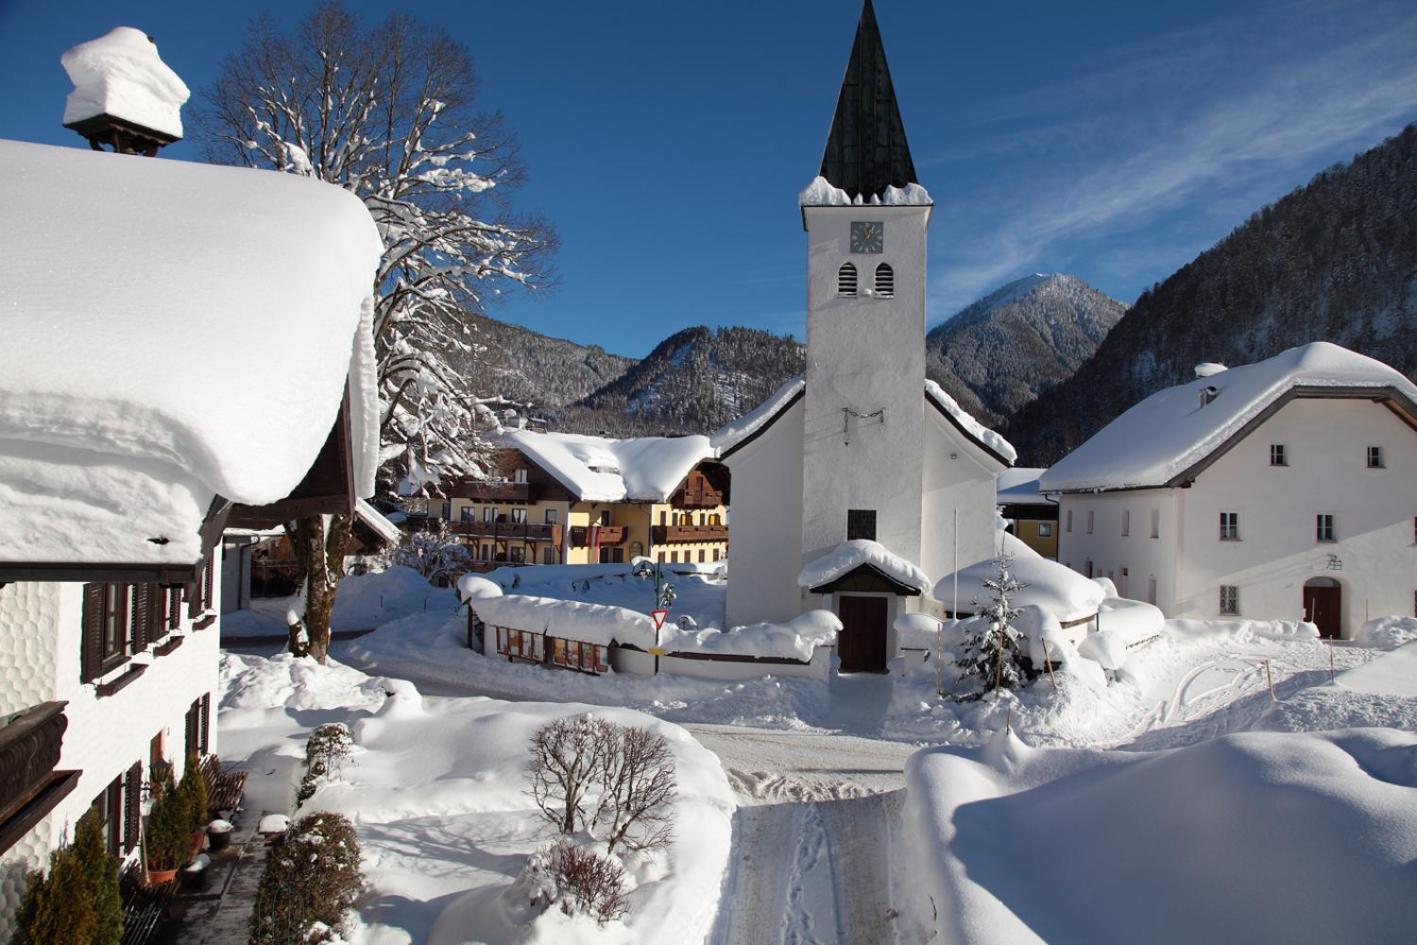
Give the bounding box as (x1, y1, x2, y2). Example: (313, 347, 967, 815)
(181, 854, 211, 892)
(207, 820, 233, 852)
(189, 830, 207, 857)
(146, 867, 178, 886)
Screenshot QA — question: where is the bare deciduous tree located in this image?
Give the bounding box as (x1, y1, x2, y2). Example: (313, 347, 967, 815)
(197, 2, 554, 663)
(529, 716, 610, 835)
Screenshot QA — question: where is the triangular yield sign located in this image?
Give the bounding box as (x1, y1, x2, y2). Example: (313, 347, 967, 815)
(650, 609, 669, 630)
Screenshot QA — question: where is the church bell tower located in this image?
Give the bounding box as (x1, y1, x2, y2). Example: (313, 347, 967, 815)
(800, 0, 932, 569)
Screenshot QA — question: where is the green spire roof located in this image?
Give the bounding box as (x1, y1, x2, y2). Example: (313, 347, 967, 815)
(819, 0, 919, 200)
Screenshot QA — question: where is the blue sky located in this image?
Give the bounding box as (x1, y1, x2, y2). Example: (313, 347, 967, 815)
(2, 0, 1414, 358)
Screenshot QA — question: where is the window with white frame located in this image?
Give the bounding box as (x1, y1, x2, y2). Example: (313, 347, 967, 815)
(1038, 522, 1053, 538)
(1316, 513, 1336, 542)
(544, 508, 558, 524)
(1270, 444, 1287, 466)
(513, 468, 529, 483)
(1121, 509, 1130, 537)
(1219, 512, 1240, 541)
(1367, 446, 1384, 468)
(1219, 585, 1240, 616)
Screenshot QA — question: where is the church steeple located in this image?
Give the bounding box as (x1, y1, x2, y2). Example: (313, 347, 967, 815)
(819, 0, 918, 201)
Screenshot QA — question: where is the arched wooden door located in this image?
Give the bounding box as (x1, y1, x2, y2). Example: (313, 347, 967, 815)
(836, 595, 887, 673)
(1303, 578, 1341, 639)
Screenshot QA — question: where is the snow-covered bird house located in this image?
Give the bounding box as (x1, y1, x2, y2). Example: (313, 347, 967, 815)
(60, 27, 190, 155)
(713, 0, 1015, 672)
(0, 134, 382, 935)
(1042, 343, 1417, 638)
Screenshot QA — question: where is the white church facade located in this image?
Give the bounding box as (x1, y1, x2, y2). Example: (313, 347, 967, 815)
(1042, 343, 1417, 639)
(714, 0, 1015, 672)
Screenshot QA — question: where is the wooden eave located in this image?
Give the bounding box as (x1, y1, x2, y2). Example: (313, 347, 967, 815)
(717, 386, 806, 461)
(1048, 384, 1417, 495)
(810, 563, 921, 596)
(227, 386, 358, 529)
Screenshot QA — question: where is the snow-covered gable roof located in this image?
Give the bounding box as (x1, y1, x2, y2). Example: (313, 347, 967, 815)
(491, 429, 714, 503)
(798, 539, 931, 594)
(932, 532, 1104, 625)
(924, 381, 1017, 466)
(1041, 343, 1417, 493)
(61, 27, 189, 139)
(0, 139, 383, 568)
(997, 467, 1052, 507)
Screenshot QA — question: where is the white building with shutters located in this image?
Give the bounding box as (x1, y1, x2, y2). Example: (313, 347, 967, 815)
(0, 129, 382, 937)
(1042, 343, 1417, 639)
(713, 1, 1014, 672)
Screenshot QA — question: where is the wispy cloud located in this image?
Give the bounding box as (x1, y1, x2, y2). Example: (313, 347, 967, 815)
(926, 0, 1417, 318)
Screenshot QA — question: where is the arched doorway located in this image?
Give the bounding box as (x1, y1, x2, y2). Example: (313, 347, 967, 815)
(1303, 577, 1341, 639)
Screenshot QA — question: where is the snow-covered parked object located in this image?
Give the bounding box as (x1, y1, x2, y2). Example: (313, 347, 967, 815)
(897, 728, 1417, 945)
(933, 533, 1103, 627)
(924, 381, 1018, 465)
(61, 27, 189, 140)
(0, 138, 382, 569)
(1355, 615, 1417, 650)
(1041, 342, 1417, 493)
(487, 429, 714, 502)
(798, 539, 931, 594)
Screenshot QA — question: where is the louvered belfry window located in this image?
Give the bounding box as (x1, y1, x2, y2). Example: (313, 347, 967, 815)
(875, 263, 894, 297)
(837, 262, 858, 296)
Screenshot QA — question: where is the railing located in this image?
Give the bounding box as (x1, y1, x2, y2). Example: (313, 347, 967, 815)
(451, 521, 562, 543)
(569, 525, 627, 547)
(449, 480, 532, 502)
(0, 701, 68, 821)
(676, 489, 725, 509)
(652, 524, 729, 544)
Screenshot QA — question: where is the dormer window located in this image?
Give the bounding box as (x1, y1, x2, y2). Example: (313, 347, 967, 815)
(837, 262, 858, 296)
(874, 263, 894, 298)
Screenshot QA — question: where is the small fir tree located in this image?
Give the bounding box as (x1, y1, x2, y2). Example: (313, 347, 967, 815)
(956, 555, 1029, 696)
(9, 810, 121, 945)
(144, 766, 190, 872)
(181, 752, 209, 834)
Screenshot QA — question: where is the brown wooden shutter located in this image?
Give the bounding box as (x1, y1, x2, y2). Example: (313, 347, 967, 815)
(168, 586, 181, 630)
(123, 761, 142, 853)
(202, 553, 214, 611)
(148, 583, 166, 642)
(199, 693, 211, 754)
(130, 584, 149, 651)
(81, 583, 104, 682)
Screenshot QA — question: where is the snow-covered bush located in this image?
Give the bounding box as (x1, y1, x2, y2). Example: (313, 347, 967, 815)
(528, 716, 677, 853)
(249, 812, 362, 945)
(955, 556, 1031, 697)
(389, 525, 471, 585)
(518, 840, 630, 927)
(297, 723, 354, 806)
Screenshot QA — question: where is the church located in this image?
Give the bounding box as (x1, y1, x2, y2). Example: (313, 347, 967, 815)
(712, 0, 1016, 672)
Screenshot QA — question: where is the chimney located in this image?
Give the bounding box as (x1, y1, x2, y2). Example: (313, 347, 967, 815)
(60, 27, 190, 155)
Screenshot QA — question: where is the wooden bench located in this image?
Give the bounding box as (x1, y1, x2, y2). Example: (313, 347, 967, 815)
(200, 755, 249, 817)
(118, 861, 174, 945)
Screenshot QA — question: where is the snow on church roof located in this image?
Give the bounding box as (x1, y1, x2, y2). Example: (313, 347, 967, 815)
(1041, 342, 1417, 493)
(61, 27, 190, 139)
(0, 139, 383, 566)
(925, 381, 1017, 464)
(490, 429, 715, 503)
(799, 539, 931, 594)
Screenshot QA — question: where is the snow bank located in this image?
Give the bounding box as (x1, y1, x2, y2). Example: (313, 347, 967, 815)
(1332, 641, 1417, 698)
(471, 594, 659, 650)
(1355, 615, 1417, 650)
(219, 651, 390, 713)
(1167, 617, 1319, 643)
(61, 27, 189, 138)
(925, 381, 1018, 464)
(710, 375, 804, 455)
(490, 429, 713, 502)
(898, 727, 1417, 945)
(332, 566, 457, 630)
(0, 139, 382, 565)
(895, 612, 945, 650)
(662, 610, 840, 661)
(932, 533, 1103, 624)
(799, 539, 931, 594)
(1042, 342, 1417, 492)
(797, 174, 933, 206)
(1096, 596, 1165, 645)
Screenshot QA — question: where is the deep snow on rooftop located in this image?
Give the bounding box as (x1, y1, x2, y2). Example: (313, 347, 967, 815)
(491, 428, 714, 502)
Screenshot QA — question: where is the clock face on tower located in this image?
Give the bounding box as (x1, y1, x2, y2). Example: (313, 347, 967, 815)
(850, 221, 884, 254)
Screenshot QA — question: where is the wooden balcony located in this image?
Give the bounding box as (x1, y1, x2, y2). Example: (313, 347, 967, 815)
(653, 524, 729, 544)
(570, 525, 627, 547)
(675, 487, 726, 509)
(0, 702, 80, 856)
(452, 521, 562, 543)
(449, 480, 533, 502)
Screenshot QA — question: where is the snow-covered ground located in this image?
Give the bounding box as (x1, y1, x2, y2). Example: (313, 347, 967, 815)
(218, 652, 734, 945)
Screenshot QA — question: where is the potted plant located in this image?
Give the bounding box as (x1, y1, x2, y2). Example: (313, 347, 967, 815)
(144, 767, 190, 885)
(178, 753, 209, 856)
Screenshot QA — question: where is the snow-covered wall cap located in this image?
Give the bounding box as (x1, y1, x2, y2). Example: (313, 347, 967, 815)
(490, 429, 714, 503)
(798, 539, 932, 594)
(711, 375, 805, 456)
(0, 139, 383, 564)
(798, 175, 932, 207)
(924, 380, 1018, 465)
(932, 532, 1104, 624)
(61, 27, 189, 138)
(1041, 342, 1417, 493)
(470, 593, 657, 649)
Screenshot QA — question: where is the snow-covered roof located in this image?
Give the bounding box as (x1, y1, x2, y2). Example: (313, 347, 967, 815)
(1042, 342, 1417, 493)
(469, 593, 658, 650)
(61, 27, 189, 139)
(799, 539, 931, 594)
(491, 429, 714, 503)
(996, 467, 1052, 507)
(798, 175, 933, 207)
(924, 381, 1017, 465)
(711, 375, 805, 456)
(662, 610, 840, 662)
(355, 500, 403, 547)
(0, 139, 383, 567)
(932, 532, 1104, 624)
